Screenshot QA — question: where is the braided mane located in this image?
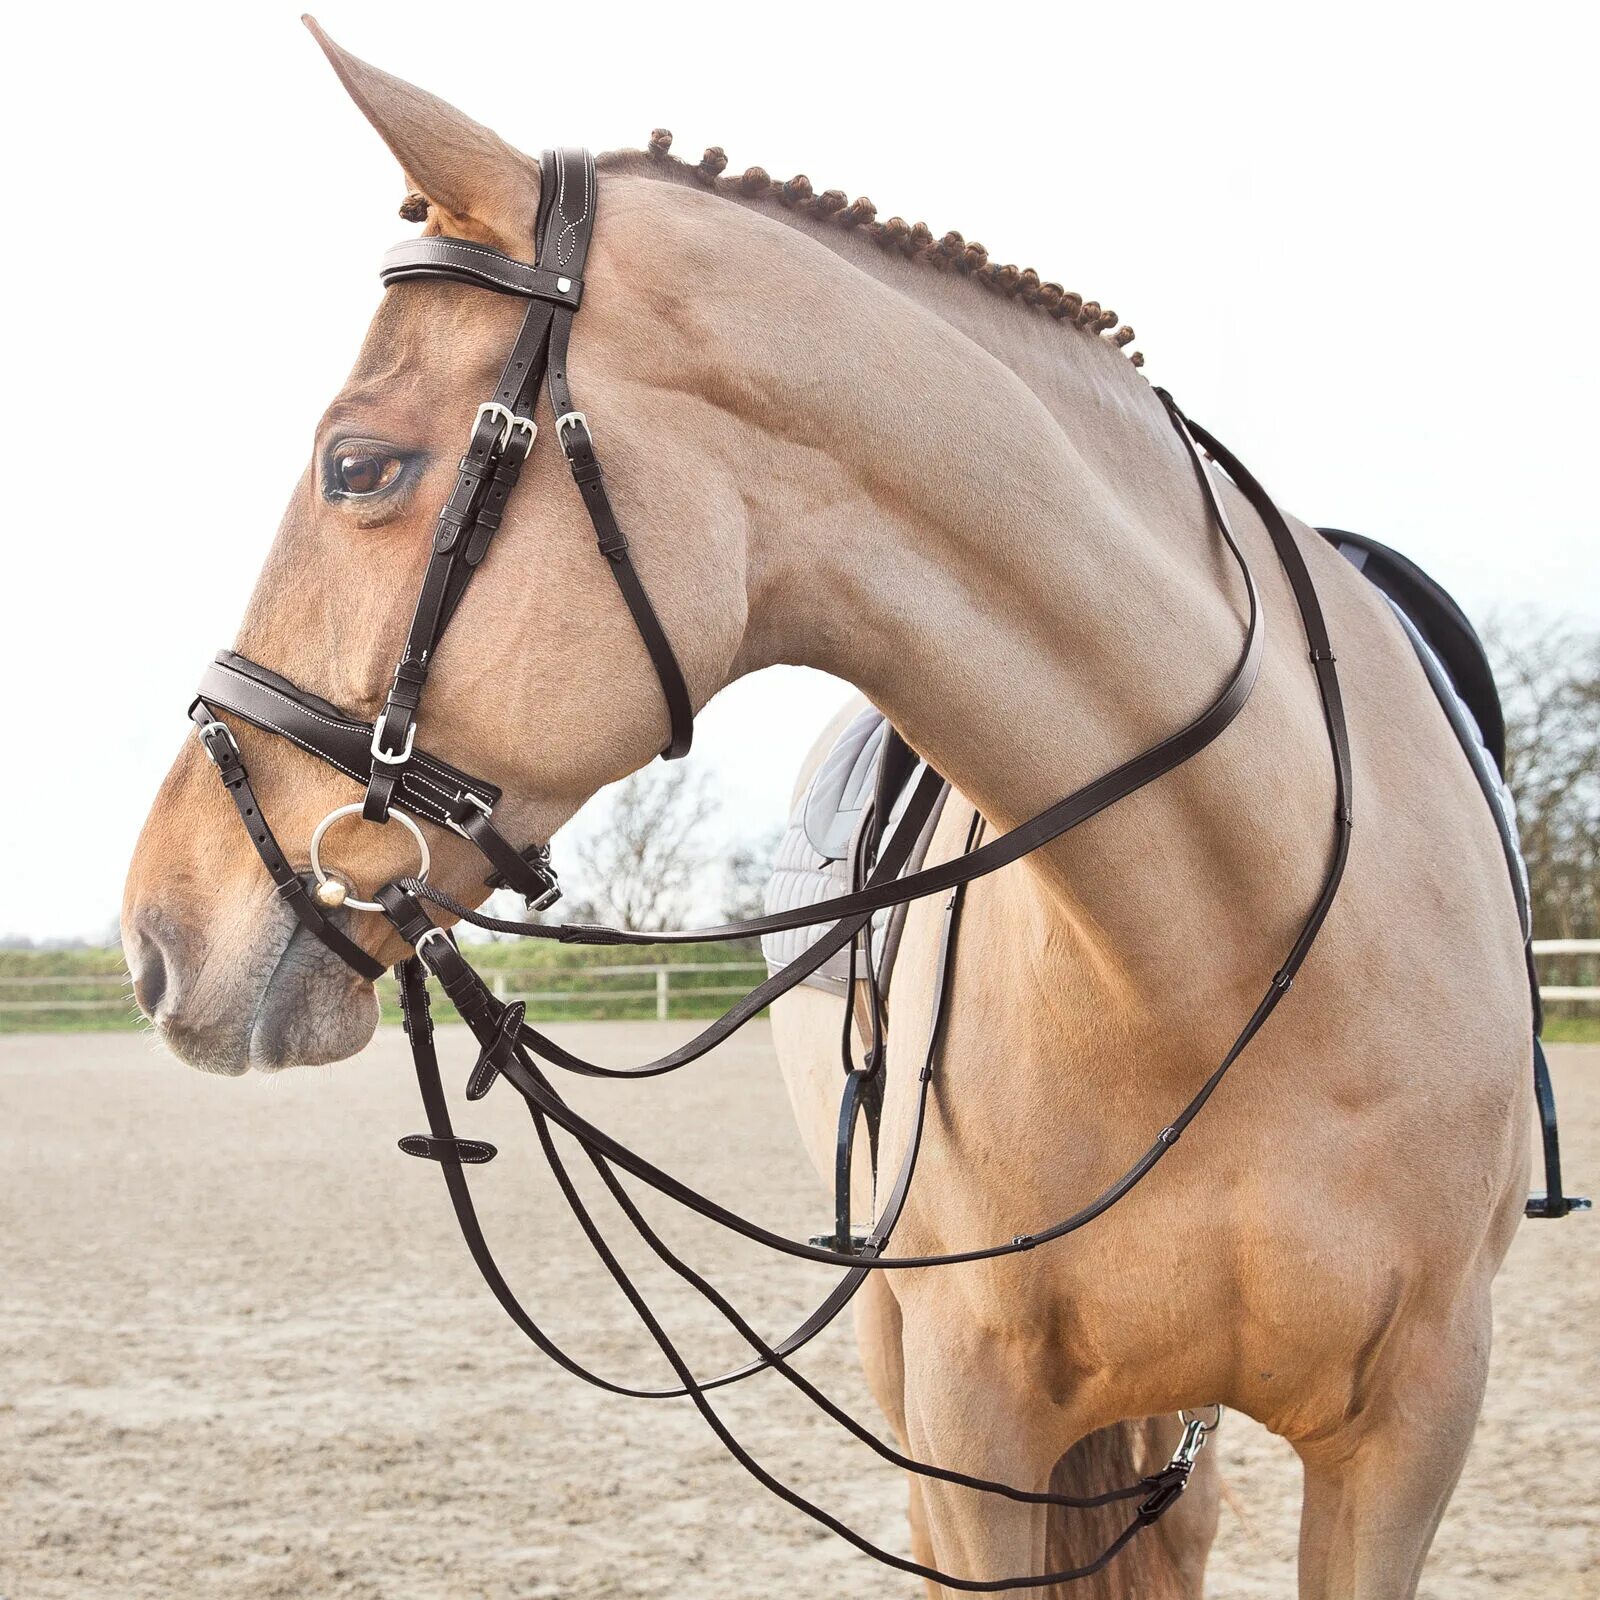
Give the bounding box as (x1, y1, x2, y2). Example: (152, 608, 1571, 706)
(626, 130, 1143, 369)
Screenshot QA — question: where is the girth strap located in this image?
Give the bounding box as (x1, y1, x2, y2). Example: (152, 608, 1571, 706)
(1526, 1036, 1591, 1218)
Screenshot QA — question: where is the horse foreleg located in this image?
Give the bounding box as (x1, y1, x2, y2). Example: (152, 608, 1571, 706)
(896, 1316, 1065, 1597)
(1292, 1300, 1492, 1600)
(852, 1271, 941, 1581)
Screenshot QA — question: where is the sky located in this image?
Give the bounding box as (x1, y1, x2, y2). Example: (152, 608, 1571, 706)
(3, 1, 1594, 942)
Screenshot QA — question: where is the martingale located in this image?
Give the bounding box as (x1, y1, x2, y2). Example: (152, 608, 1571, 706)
(186, 146, 1583, 1591)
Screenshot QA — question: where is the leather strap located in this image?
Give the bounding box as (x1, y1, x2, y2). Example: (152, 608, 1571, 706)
(364, 302, 555, 819)
(189, 705, 385, 981)
(554, 400, 695, 758)
(391, 812, 971, 1393)
(540, 148, 694, 759)
(385, 399, 1360, 1276)
(444, 793, 560, 909)
(380, 238, 583, 305)
(1526, 1036, 1590, 1218)
(394, 894, 1194, 1591)
(195, 655, 499, 827)
(398, 1132, 498, 1164)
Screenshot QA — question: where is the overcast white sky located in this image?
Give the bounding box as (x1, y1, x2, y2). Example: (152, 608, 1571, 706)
(3, 2, 1594, 941)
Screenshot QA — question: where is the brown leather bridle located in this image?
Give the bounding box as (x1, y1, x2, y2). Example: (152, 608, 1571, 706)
(181, 146, 1580, 1590)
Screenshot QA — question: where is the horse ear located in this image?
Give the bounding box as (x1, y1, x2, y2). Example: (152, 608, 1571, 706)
(302, 16, 539, 245)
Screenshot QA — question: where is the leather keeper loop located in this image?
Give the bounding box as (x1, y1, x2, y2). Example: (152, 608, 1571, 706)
(398, 1133, 498, 1165)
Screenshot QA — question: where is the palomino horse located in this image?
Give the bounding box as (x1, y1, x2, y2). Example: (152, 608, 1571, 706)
(124, 22, 1534, 1597)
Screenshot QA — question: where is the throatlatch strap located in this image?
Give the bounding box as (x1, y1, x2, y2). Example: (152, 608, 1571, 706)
(541, 148, 694, 760)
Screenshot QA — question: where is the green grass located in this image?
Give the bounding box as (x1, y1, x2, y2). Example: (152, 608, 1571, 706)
(1542, 1014, 1600, 1044)
(0, 944, 768, 1033)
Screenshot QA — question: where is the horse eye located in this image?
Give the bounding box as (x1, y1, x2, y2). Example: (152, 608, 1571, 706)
(331, 450, 403, 498)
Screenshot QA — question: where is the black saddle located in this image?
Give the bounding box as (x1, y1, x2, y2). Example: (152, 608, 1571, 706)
(1319, 527, 1506, 774)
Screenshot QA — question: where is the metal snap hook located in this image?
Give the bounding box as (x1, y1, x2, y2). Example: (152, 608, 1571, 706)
(308, 803, 431, 914)
(1178, 1404, 1223, 1433)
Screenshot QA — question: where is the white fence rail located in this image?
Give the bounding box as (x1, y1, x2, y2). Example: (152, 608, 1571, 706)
(481, 962, 769, 1021)
(1, 944, 1596, 1018)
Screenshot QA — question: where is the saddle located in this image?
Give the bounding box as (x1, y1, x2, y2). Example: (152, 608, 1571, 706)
(763, 710, 945, 995)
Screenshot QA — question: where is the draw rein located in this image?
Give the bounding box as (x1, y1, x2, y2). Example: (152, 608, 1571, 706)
(182, 146, 1542, 1589)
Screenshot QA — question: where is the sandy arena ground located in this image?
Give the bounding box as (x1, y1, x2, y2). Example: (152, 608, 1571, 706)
(2, 1026, 1594, 1598)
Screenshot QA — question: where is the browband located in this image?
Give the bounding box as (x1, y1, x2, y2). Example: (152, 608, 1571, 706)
(380, 237, 584, 307)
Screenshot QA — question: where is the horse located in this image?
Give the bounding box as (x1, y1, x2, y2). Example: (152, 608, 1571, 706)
(123, 22, 1534, 1597)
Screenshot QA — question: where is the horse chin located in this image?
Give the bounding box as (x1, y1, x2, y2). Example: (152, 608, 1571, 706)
(245, 925, 381, 1071)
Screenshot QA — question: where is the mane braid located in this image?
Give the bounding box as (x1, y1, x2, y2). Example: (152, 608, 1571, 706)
(635, 129, 1144, 368)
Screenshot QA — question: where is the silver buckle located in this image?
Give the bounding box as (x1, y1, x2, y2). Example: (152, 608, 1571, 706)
(474, 402, 537, 457)
(414, 926, 452, 962)
(507, 414, 537, 458)
(473, 402, 515, 452)
(445, 790, 493, 839)
(555, 410, 589, 456)
(196, 719, 239, 760)
(370, 718, 417, 766)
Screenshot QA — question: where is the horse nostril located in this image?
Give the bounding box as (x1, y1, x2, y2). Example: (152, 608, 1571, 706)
(131, 931, 169, 1017)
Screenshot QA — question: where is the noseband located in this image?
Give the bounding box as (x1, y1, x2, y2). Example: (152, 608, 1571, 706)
(181, 147, 1576, 1590)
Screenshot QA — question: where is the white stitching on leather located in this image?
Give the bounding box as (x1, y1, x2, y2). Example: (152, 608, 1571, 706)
(220, 706, 365, 786)
(211, 671, 370, 743)
(411, 238, 522, 265)
(405, 769, 458, 807)
(553, 152, 590, 269)
(217, 675, 468, 786)
(390, 260, 533, 296)
(206, 675, 478, 822)
(385, 240, 577, 299)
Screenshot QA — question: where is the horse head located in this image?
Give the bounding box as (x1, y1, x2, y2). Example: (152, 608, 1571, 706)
(123, 25, 768, 1071)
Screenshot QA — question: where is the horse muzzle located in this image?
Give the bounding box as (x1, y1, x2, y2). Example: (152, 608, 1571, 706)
(124, 890, 379, 1074)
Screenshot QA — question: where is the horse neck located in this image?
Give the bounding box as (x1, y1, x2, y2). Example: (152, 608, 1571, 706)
(778, 412, 1273, 997)
(630, 188, 1316, 998)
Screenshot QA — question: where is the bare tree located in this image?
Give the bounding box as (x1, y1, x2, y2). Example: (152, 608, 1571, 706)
(721, 825, 783, 925)
(570, 767, 721, 931)
(1487, 613, 1600, 941)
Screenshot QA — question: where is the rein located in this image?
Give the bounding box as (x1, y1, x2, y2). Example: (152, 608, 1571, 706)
(184, 144, 1474, 1587)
